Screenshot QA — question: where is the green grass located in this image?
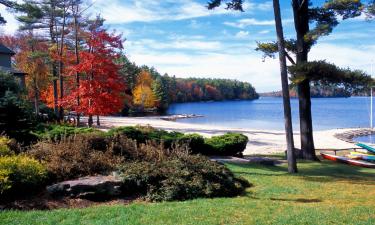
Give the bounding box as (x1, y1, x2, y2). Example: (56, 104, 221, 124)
(1, 160, 375, 225)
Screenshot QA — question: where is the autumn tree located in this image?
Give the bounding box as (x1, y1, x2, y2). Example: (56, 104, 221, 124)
(133, 70, 157, 109)
(60, 28, 125, 127)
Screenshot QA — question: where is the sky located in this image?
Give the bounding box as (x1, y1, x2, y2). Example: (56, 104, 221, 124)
(0, 0, 374, 92)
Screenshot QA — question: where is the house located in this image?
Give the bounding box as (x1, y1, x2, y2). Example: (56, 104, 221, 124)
(0, 43, 26, 87)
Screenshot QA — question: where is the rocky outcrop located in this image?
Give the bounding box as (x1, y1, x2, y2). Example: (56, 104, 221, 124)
(47, 175, 123, 200)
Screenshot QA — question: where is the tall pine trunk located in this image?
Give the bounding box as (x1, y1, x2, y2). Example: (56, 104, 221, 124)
(49, 3, 59, 118)
(273, 0, 297, 173)
(73, 3, 80, 126)
(292, 0, 318, 160)
(58, 4, 67, 121)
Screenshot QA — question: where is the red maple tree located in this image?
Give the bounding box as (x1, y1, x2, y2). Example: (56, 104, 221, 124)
(60, 29, 125, 126)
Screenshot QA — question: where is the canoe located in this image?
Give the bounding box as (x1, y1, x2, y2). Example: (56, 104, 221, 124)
(321, 153, 375, 168)
(356, 143, 375, 154)
(349, 152, 375, 161)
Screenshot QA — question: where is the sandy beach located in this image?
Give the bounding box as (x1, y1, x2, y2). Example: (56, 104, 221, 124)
(95, 116, 361, 155)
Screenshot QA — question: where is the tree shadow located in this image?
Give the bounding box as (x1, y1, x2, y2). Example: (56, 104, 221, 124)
(227, 160, 375, 184)
(244, 194, 322, 203)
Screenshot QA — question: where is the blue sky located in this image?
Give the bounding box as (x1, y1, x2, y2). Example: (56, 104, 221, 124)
(0, 0, 374, 92)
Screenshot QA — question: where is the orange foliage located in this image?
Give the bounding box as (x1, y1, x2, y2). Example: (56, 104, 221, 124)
(132, 70, 157, 108)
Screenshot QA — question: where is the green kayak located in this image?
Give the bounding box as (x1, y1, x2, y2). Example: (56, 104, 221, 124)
(356, 143, 375, 154)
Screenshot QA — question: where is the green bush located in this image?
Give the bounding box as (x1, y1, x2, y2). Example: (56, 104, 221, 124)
(178, 133, 206, 154)
(108, 126, 184, 149)
(205, 133, 248, 156)
(31, 124, 101, 140)
(119, 154, 250, 202)
(107, 126, 146, 142)
(0, 155, 47, 194)
(108, 126, 248, 156)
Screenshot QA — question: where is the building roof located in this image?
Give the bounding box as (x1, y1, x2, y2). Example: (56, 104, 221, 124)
(0, 66, 27, 75)
(0, 44, 15, 55)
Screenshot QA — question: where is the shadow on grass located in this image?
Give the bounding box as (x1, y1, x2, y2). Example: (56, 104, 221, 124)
(227, 160, 375, 184)
(244, 193, 322, 204)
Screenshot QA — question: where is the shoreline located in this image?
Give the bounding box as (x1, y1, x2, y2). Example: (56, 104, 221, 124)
(95, 116, 363, 155)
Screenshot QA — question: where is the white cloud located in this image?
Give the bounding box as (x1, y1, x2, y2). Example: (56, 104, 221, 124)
(259, 30, 270, 34)
(224, 18, 294, 28)
(235, 30, 250, 39)
(0, 5, 19, 34)
(91, 0, 240, 24)
(310, 44, 375, 75)
(128, 38, 223, 51)
(224, 18, 275, 28)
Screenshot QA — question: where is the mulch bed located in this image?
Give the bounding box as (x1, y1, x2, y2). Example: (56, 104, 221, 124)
(0, 191, 138, 211)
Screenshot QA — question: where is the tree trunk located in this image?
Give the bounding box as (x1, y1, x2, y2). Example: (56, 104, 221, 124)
(273, 0, 297, 173)
(52, 64, 59, 117)
(88, 115, 93, 127)
(292, 0, 318, 160)
(49, 3, 59, 119)
(73, 3, 80, 126)
(34, 86, 40, 116)
(96, 115, 100, 126)
(58, 4, 67, 121)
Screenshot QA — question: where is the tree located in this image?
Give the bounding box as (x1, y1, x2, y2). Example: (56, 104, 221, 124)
(133, 70, 157, 109)
(256, 0, 368, 160)
(60, 28, 125, 127)
(152, 77, 169, 111)
(272, 0, 297, 173)
(0, 71, 35, 143)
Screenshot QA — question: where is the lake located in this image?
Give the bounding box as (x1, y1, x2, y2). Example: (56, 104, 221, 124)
(167, 97, 373, 131)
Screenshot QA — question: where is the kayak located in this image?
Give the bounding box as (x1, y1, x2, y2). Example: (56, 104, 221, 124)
(354, 148, 375, 155)
(349, 152, 375, 161)
(321, 153, 375, 168)
(356, 143, 375, 154)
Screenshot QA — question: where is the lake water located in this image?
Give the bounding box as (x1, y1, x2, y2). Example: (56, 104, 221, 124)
(353, 134, 375, 144)
(167, 97, 373, 131)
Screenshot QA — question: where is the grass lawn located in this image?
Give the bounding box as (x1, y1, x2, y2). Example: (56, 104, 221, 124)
(1, 160, 375, 225)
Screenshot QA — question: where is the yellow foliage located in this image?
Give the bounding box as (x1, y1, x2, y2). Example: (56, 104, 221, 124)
(133, 70, 157, 108)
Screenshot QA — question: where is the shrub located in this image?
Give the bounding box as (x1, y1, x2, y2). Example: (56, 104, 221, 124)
(0, 136, 14, 156)
(108, 126, 184, 149)
(108, 126, 248, 156)
(205, 133, 248, 156)
(119, 154, 250, 201)
(31, 124, 101, 140)
(178, 133, 206, 154)
(107, 126, 146, 142)
(0, 155, 47, 194)
(28, 133, 123, 181)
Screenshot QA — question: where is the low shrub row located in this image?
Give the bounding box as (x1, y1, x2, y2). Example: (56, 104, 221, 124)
(108, 126, 248, 156)
(119, 154, 250, 201)
(31, 124, 101, 140)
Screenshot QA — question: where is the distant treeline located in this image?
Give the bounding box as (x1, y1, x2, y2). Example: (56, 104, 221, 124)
(119, 56, 259, 113)
(260, 83, 369, 98)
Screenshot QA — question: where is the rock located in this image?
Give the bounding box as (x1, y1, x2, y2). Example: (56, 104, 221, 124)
(47, 175, 123, 200)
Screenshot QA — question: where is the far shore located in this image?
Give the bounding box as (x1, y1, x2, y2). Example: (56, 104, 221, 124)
(92, 116, 362, 155)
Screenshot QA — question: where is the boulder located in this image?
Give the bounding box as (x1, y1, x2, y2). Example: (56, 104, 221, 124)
(47, 175, 123, 200)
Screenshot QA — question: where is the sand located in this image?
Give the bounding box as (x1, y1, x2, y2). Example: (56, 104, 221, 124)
(95, 116, 361, 155)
